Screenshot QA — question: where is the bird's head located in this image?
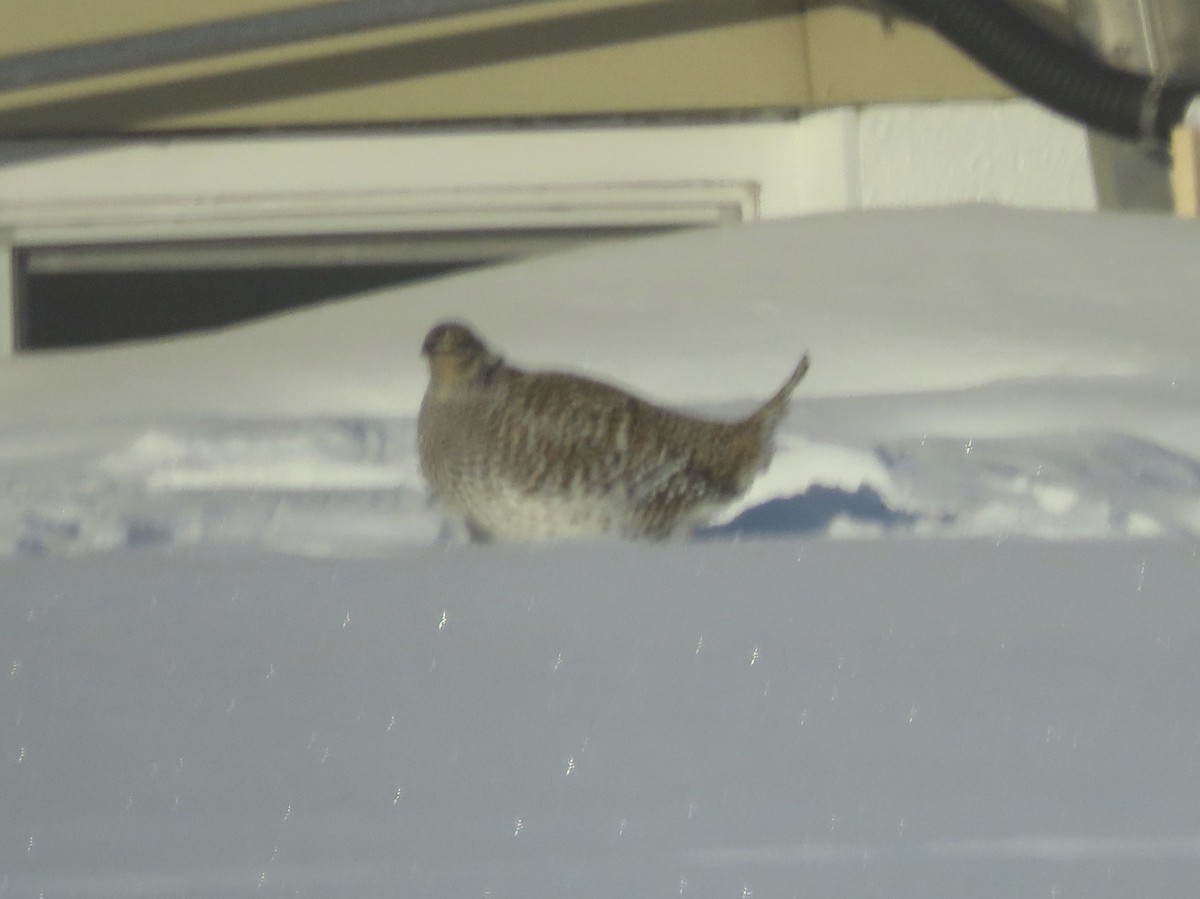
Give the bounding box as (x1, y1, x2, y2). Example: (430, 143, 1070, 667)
(420, 321, 501, 391)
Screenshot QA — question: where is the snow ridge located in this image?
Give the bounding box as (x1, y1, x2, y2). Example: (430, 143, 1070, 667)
(5, 414, 1200, 559)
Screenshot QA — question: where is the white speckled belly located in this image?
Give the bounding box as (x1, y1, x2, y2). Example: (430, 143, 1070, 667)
(449, 477, 637, 540)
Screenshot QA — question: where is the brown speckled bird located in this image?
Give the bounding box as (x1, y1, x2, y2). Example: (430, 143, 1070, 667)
(417, 321, 809, 542)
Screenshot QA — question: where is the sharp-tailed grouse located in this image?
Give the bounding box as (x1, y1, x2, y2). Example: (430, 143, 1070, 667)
(417, 321, 808, 541)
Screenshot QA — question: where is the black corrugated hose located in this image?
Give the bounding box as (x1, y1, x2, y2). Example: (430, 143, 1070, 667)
(889, 0, 1200, 143)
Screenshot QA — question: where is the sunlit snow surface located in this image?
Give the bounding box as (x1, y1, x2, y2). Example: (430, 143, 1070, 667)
(3, 208, 1200, 897)
(4, 207, 1200, 554)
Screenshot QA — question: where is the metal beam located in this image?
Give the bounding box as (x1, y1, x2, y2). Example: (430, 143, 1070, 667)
(0, 0, 560, 93)
(0, 0, 798, 135)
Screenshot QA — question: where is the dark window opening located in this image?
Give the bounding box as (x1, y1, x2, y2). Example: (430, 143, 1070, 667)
(12, 227, 674, 351)
(17, 262, 475, 350)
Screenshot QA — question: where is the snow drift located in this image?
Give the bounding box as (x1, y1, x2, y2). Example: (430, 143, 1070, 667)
(2, 207, 1200, 898)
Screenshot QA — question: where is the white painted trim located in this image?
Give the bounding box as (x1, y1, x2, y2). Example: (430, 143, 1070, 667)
(0, 102, 1096, 243)
(0, 239, 14, 355)
(1186, 96, 1200, 127)
(3, 182, 758, 247)
(0, 115, 865, 232)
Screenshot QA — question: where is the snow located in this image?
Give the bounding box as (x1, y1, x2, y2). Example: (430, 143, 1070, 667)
(4, 541, 1199, 897)
(2, 206, 1200, 896)
(4, 207, 1200, 552)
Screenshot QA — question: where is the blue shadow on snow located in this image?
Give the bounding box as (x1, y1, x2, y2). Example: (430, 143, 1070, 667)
(697, 484, 918, 540)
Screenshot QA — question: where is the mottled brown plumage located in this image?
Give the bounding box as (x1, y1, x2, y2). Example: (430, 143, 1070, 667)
(417, 321, 809, 542)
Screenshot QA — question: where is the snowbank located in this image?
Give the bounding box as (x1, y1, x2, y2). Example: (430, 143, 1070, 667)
(2, 207, 1200, 553)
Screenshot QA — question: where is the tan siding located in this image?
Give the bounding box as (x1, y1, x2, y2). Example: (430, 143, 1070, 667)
(0, 1, 1033, 134)
(150, 17, 814, 129)
(805, 8, 1011, 105)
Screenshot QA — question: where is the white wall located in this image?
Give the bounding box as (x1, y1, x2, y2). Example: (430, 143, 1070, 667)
(0, 100, 1095, 224)
(855, 101, 1098, 209)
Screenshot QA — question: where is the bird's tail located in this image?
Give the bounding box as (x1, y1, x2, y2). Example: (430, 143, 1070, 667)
(757, 353, 809, 427)
(746, 352, 809, 470)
